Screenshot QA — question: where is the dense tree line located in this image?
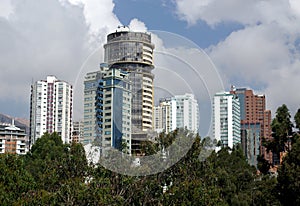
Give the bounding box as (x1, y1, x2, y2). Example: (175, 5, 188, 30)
(0, 105, 300, 205)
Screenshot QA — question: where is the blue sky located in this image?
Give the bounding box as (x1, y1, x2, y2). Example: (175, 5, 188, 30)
(113, 0, 243, 48)
(0, 0, 300, 135)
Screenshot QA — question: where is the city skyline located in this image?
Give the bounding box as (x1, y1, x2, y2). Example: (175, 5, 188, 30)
(1, 0, 300, 137)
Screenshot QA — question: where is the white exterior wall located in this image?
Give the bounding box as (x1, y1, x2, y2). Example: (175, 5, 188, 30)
(153, 101, 172, 134)
(157, 94, 199, 134)
(213, 92, 240, 149)
(53, 81, 73, 144)
(153, 106, 163, 133)
(227, 97, 233, 148)
(213, 96, 221, 143)
(142, 76, 153, 131)
(0, 123, 28, 154)
(16, 139, 28, 154)
(0, 139, 4, 153)
(30, 76, 73, 146)
(171, 99, 177, 131)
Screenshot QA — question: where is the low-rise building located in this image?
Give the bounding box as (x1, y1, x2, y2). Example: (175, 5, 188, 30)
(0, 121, 28, 154)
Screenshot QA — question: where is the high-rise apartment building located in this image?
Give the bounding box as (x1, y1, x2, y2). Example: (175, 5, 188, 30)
(30, 76, 73, 147)
(0, 121, 28, 154)
(213, 92, 241, 148)
(231, 87, 272, 164)
(154, 94, 199, 134)
(83, 69, 104, 145)
(170, 94, 199, 134)
(103, 27, 155, 154)
(102, 67, 132, 154)
(154, 99, 172, 134)
(83, 65, 132, 155)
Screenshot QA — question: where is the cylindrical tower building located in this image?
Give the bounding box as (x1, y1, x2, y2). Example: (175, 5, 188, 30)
(104, 27, 155, 154)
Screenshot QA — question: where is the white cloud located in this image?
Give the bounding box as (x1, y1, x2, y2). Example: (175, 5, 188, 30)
(174, 0, 300, 115)
(174, 0, 294, 27)
(0, 0, 13, 19)
(150, 30, 224, 135)
(289, 0, 300, 15)
(207, 24, 291, 82)
(128, 18, 147, 32)
(0, 0, 124, 118)
(66, 0, 120, 34)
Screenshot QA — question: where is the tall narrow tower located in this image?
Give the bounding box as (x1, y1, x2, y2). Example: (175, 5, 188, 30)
(213, 92, 241, 148)
(104, 27, 155, 154)
(30, 76, 73, 147)
(83, 69, 103, 145)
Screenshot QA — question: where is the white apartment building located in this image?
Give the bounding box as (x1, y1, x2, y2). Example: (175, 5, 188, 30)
(154, 94, 199, 134)
(30, 76, 73, 147)
(153, 99, 172, 134)
(171, 94, 199, 134)
(213, 92, 241, 148)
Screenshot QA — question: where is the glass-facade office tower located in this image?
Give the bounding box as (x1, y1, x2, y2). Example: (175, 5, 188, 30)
(30, 76, 73, 147)
(104, 28, 155, 154)
(213, 92, 241, 148)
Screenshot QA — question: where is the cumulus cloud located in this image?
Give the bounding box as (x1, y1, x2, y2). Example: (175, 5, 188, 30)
(150, 31, 224, 135)
(66, 0, 120, 34)
(128, 18, 147, 32)
(0, 0, 123, 118)
(174, 0, 300, 115)
(0, 0, 88, 111)
(0, 0, 12, 19)
(175, 0, 295, 27)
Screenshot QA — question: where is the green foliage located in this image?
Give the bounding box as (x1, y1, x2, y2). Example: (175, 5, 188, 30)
(257, 154, 271, 175)
(0, 154, 35, 205)
(0, 130, 288, 205)
(277, 137, 300, 205)
(294, 108, 300, 130)
(268, 104, 293, 153)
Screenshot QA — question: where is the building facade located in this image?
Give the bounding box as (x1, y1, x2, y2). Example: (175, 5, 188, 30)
(102, 67, 132, 154)
(83, 69, 104, 145)
(153, 99, 172, 134)
(72, 120, 84, 143)
(241, 122, 260, 166)
(0, 121, 28, 154)
(231, 87, 272, 164)
(154, 94, 199, 134)
(170, 94, 199, 134)
(103, 27, 155, 154)
(30, 76, 73, 147)
(213, 92, 241, 148)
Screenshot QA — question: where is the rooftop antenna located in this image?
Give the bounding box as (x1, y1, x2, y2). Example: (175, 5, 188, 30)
(116, 25, 130, 32)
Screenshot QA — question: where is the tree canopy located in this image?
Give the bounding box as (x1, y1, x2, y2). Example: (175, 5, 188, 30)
(0, 124, 299, 205)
